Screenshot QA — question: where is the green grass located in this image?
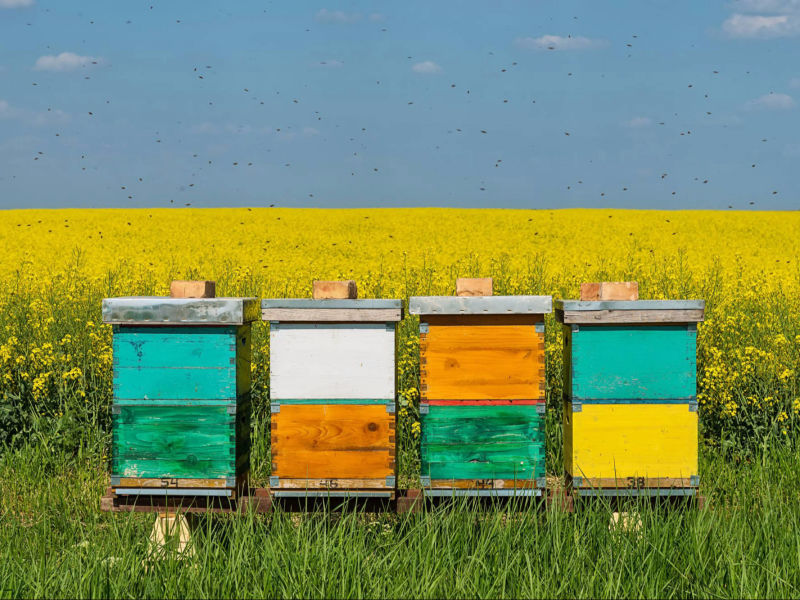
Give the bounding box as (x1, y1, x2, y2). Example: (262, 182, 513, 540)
(2, 445, 800, 598)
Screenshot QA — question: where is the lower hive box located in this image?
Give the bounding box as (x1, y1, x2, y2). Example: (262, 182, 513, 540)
(421, 404, 545, 491)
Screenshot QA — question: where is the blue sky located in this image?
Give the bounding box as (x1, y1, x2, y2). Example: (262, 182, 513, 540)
(0, 0, 798, 209)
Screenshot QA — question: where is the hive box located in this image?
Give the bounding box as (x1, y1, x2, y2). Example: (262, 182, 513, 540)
(555, 298, 705, 496)
(262, 298, 403, 498)
(409, 294, 553, 496)
(102, 296, 259, 498)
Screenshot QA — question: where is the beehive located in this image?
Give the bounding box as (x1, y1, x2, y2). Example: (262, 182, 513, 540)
(555, 286, 705, 497)
(102, 294, 259, 498)
(262, 292, 403, 498)
(409, 285, 552, 496)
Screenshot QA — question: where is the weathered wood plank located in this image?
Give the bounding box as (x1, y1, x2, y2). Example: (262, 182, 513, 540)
(571, 325, 696, 400)
(559, 309, 705, 324)
(427, 478, 538, 490)
(421, 318, 544, 401)
(456, 277, 492, 297)
(312, 280, 358, 299)
(425, 399, 543, 406)
(271, 478, 391, 489)
(567, 403, 698, 480)
(263, 308, 402, 322)
(572, 477, 697, 489)
(170, 280, 216, 298)
(270, 323, 395, 400)
(115, 477, 229, 489)
(580, 282, 638, 301)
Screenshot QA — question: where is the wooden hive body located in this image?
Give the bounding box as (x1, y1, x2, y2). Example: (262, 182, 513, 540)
(555, 299, 705, 496)
(263, 299, 403, 497)
(102, 297, 258, 498)
(409, 295, 552, 496)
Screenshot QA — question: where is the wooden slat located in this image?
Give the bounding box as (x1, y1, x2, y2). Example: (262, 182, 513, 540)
(425, 399, 543, 406)
(263, 308, 401, 322)
(312, 280, 358, 299)
(115, 478, 228, 489)
(560, 309, 705, 324)
(113, 327, 236, 368)
(568, 403, 698, 479)
(580, 282, 638, 301)
(272, 478, 391, 489)
(428, 478, 538, 490)
(113, 366, 238, 400)
(421, 316, 544, 401)
(170, 280, 216, 298)
(456, 277, 492, 297)
(573, 477, 696, 489)
(272, 404, 394, 479)
(270, 323, 395, 400)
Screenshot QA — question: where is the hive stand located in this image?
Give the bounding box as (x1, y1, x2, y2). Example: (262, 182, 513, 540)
(401, 278, 553, 509)
(555, 281, 706, 508)
(100, 282, 262, 546)
(263, 280, 403, 505)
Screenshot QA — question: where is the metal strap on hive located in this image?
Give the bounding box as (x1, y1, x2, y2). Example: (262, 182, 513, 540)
(261, 298, 403, 322)
(102, 297, 260, 325)
(409, 295, 553, 315)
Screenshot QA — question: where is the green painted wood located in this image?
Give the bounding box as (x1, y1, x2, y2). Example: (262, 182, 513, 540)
(421, 407, 543, 444)
(113, 327, 237, 369)
(571, 325, 696, 400)
(113, 366, 237, 400)
(423, 460, 543, 480)
(112, 405, 238, 479)
(421, 405, 545, 479)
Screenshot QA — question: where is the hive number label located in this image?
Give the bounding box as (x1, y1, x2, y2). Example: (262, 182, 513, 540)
(160, 478, 179, 488)
(475, 479, 494, 489)
(321, 479, 339, 489)
(627, 477, 645, 489)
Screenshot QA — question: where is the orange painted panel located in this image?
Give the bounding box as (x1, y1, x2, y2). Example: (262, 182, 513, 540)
(421, 315, 545, 401)
(272, 404, 395, 480)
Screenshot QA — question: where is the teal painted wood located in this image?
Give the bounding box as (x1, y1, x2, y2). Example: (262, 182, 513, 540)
(113, 327, 237, 369)
(571, 325, 696, 400)
(111, 404, 237, 479)
(113, 366, 237, 400)
(421, 405, 545, 479)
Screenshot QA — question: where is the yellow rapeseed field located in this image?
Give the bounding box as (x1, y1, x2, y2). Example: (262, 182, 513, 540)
(1, 207, 799, 461)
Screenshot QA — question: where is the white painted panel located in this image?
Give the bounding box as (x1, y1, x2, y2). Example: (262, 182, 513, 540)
(270, 323, 395, 400)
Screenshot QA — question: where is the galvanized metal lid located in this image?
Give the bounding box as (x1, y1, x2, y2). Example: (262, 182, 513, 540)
(102, 297, 260, 325)
(261, 298, 403, 322)
(555, 300, 705, 311)
(554, 299, 705, 324)
(409, 295, 553, 315)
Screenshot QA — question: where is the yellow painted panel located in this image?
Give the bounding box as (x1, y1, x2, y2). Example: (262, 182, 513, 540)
(569, 403, 697, 479)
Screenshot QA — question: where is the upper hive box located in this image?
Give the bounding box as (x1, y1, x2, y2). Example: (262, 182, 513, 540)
(409, 279, 553, 495)
(102, 287, 259, 498)
(555, 282, 705, 496)
(263, 281, 403, 498)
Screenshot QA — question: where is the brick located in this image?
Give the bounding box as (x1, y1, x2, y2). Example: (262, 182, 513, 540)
(312, 280, 358, 299)
(580, 282, 639, 301)
(170, 280, 216, 298)
(456, 278, 493, 297)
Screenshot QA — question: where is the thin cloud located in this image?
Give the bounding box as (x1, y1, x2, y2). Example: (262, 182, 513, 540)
(790, 77, 800, 88)
(316, 59, 344, 68)
(0, 98, 69, 124)
(745, 92, 796, 109)
(731, 0, 800, 12)
(368, 13, 385, 22)
(722, 13, 800, 37)
(34, 52, 100, 72)
(0, 0, 34, 7)
(624, 116, 652, 128)
(314, 9, 361, 24)
(412, 60, 442, 74)
(515, 35, 606, 51)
